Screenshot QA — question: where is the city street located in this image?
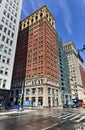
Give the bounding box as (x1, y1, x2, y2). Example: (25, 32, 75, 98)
(0, 108, 85, 130)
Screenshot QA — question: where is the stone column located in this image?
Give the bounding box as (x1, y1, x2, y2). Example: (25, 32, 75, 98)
(51, 88, 53, 107)
(35, 87, 38, 107)
(43, 86, 48, 107)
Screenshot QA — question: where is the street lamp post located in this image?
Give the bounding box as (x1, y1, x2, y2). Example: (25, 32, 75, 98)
(19, 80, 24, 111)
(78, 45, 85, 53)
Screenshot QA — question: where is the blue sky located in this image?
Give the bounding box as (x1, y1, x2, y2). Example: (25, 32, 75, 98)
(20, 0, 85, 68)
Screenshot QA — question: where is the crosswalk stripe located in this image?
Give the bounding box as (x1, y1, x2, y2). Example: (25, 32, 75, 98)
(69, 115, 81, 121)
(52, 113, 61, 117)
(62, 114, 76, 120)
(51, 112, 71, 118)
(75, 116, 85, 123)
(58, 113, 71, 118)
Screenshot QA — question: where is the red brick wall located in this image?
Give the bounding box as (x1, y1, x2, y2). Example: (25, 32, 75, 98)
(80, 66, 85, 89)
(25, 21, 58, 81)
(12, 29, 29, 80)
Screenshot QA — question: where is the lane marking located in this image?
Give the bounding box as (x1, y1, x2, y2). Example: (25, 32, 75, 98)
(41, 120, 66, 130)
(69, 115, 81, 121)
(62, 114, 76, 120)
(52, 113, 61, 117)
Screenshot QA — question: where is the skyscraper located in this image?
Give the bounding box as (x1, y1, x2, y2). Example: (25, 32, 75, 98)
(63, 41, 83, 99)
(57, 34, 71, 105)
(11, 5, 60, 107)
(0, 0, 22, 100)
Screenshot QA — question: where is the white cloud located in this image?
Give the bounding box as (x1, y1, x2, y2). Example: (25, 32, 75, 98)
(57, 0, 72, 34)
(22, 7, 28, 17)
(29, 0, 36, 10)
(82, 0, 85, 5)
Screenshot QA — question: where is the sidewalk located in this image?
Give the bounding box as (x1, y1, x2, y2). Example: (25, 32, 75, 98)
(0, 108, 37, 116)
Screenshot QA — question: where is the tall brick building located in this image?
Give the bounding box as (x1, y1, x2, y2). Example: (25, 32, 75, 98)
(80, 66, 85, 89)
(11, 6, 60, 107)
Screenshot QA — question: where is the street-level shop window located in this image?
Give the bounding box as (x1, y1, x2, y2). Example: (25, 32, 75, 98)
(26, 97, 29, 101)
(32, 88, 36, 94)
(26, 89, 29, 94)
(38, 88, 43, 95)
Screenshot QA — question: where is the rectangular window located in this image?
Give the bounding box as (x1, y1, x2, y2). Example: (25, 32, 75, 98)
(32, 88, 36, 94)
(2, 79, 7, 88)
(1, 17, 5, 23)
(9, 23, 12, 28)
(14, 19, 16, 24)
(5, 20, 9, 26)
(7, 58, 10, 64)
(0, 55, 2, 61)
(8, 7, 11, 12)
(4, 27, 7, 33)
(10, 40, 13, 46)
(5, 3, 8, 9)
(0, 79, 2, 86)
(16, 7, 18, 12)
(2, 56, 6, 63)
(13, 25, 15, 30)
(0, 24, 3, 30)
(0, 67, 4, 74)
(2, 35, 5, 42)
(12, 9, 14, 15)
(4, 46, 8, 53)
(11, 32, 14, 38)
(8, 48, 11, 55)
(15, 13, 17, 17)
(10, 16, 13, 21)
(5, 68, 8, 75)
(0, 44, 4, 51)
(3, 10, 6, 15)
(17, 1, 19, 6)
(8, 30, 11, 36)
(0, 0, 2, 3)
(6, 38, 9, 44)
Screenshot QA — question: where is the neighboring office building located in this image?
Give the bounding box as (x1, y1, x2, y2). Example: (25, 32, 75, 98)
(11, 5, 60, 107)
(63, 41, 83, 100)
(79, 62, 85, 89)
(57, 34, 71, 106)
(77, 53, 85, 103)
(77, 85, 85, 104)
(0, 0, 22, 101)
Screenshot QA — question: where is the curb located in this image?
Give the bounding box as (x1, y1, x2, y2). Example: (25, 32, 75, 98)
(0, 109, 37, 116)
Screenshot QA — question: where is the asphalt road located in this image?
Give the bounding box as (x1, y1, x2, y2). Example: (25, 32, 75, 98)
(0, 108, 85, 130)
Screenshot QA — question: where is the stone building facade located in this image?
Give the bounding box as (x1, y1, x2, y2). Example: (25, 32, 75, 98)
(11, 6, 60, 107)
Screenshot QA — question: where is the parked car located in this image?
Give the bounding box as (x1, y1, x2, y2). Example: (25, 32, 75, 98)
(63, 104, 69, 108)
(71, 103, 80, 108)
